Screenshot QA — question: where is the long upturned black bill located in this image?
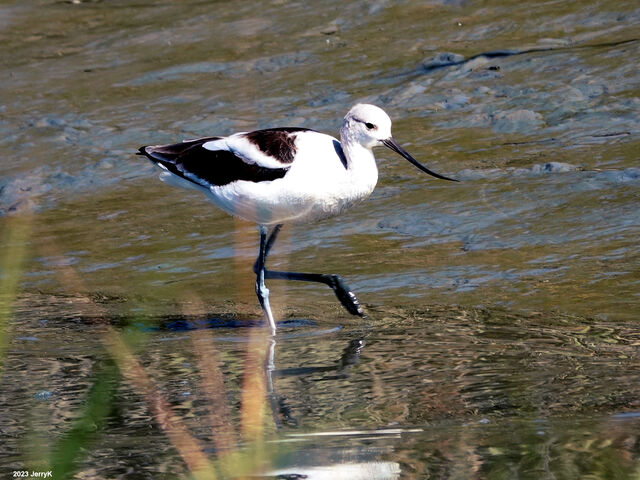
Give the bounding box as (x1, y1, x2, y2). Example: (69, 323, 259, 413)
(382, 138, 459, 182)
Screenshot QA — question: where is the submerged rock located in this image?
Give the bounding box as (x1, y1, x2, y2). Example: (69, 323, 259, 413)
(491, 109, 544, 134)
(421, 52, 465, 71)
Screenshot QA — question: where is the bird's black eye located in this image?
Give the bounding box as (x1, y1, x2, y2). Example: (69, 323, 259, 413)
(365, 122, 375, 130)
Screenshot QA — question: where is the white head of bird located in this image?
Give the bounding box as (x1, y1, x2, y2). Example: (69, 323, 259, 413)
(340, 103, 393, 149)
(341, 103, 459, 182)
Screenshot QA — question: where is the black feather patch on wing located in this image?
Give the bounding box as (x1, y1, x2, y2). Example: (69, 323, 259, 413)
(245, 127, 311, 164)
(138, 137, 290, 187)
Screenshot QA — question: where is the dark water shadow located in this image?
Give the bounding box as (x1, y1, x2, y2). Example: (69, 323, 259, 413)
(392, 38, 640, 80)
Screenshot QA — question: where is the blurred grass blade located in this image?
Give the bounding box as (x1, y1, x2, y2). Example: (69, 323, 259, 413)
(49, 360, 120, 477)
(103, 329, 218, 480)
(0, 212, 33, 372)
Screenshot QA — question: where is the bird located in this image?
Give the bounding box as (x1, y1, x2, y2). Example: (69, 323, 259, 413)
(138, 104, 457, 335)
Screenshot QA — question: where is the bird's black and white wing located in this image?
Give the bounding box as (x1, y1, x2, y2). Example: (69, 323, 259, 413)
(138, 132, 301, 189)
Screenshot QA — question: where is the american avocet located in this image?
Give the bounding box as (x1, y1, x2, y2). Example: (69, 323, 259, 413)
(138, 104, 457, 335)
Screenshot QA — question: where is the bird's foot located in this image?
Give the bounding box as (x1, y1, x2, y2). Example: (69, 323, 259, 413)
(326, 274, 365, 317)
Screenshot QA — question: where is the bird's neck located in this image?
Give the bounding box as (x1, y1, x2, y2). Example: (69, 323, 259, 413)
(341, 139, 379, 191)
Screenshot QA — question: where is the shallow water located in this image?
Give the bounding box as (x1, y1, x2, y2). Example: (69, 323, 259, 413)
(1, 0, 639, 478)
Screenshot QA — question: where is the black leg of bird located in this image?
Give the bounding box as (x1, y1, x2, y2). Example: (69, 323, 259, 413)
(263, 270, 364, 317)
(252, 225, 364, 317)
(252, 224, 283, 273)
(255, 225, 277, 335)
